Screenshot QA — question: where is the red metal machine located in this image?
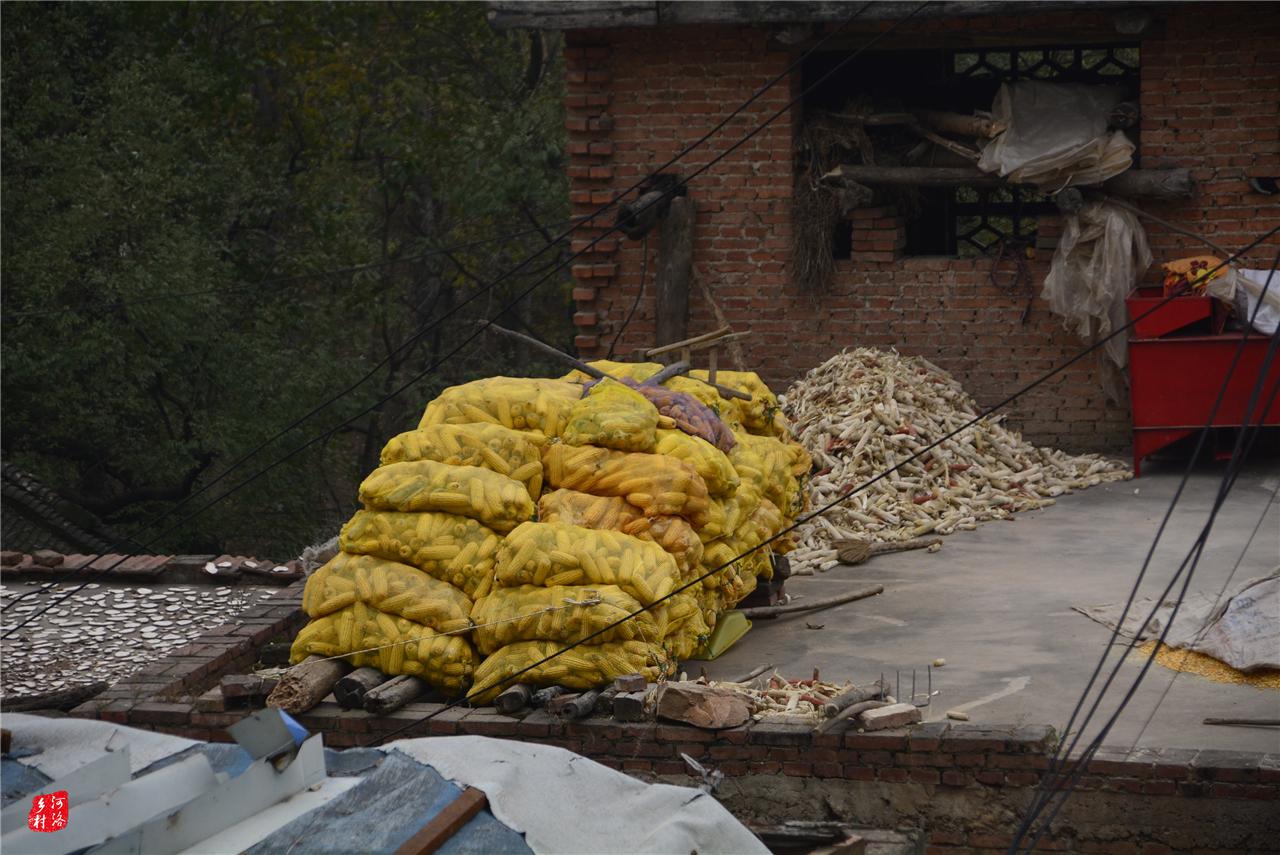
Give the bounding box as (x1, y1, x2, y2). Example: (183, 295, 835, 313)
(1127, 288, 1280, 475)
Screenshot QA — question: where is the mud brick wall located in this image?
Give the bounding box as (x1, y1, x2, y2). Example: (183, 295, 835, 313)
(562, 5, 1280, 452)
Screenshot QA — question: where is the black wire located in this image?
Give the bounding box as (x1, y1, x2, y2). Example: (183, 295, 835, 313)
(1, 3, 894, 632)
(362, 228, 1280, 748)
(1015, 351, 1280, 854)
(1010, 262, 1280, 852)
(606, 234, 649, 360)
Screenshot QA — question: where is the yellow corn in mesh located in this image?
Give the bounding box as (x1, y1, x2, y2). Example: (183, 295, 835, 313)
(561, 361, 662, 384)
(471, 584, 658, 654)
(1136, 641, 1280, 689)
(339, 510, 500, 599)
(655, 429, 740, 496)
(538, 489, 644, 532)
(470, 639, 665, 703)
(562, 378, 659, 452)
(290, 601, 475, 695)
(661, 597, 711, 661)
(699, 483, 761, 543)
(542, 442, 710, 528)
(380, 423, 544, 498)
(663, 375, 724, 413)
(419, 377, 581, 438)
(496, 520, 680, 606)
(302, 552, 473, 634)
(732, 433, 806, 518)
(701, 542, 768, 607)
(691, 369, 778, 433)
(621, 513, 704, 577)
(359, 460, 533, 533)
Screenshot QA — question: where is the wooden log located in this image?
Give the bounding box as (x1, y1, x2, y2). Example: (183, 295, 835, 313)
(615, 189, 667, 240)
(913, 109, 1004, 138)
(594, 687, 620, 715)
(392, 787, 489, 855)
(817, 699, 891, 734)
(822, 164, 1194, 199)
(655, 195, 694, 349)
(549, 690, 600, 720)
(266, 655, 352, 715)
(334, 667, 388, 709)
(612, 690, 649, 722)
(363, 675, 429, 715)
(531, 685, 567, 708)
(737, 585, 884, 619)
(822, 680, 887, 716)
(494, 684, 533, 714)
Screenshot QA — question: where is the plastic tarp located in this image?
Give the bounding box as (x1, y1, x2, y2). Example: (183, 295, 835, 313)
(388, 735, 770, 855)
(1074, 570, 1280, 672)
(1042, 201, 1152, 368)
(1206, 267, 1280, 336)
(978, 81, 1134, 189)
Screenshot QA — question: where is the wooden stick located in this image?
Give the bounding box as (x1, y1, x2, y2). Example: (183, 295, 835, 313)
(334, 667, 388, 710)
(644, 325, 732, 357)
(822, 164, 1194, 199)
(737, 585, 884, 619)
(816, 699, 890, 734)
(393, 787, 488, 855)
(1202, 717, 1280, 727)
(480, 321, 621, 382)
(266, 655, 351, 714)
(727, 663, 774, 684)
(643, 359, 691, 386)
(363, 674, 429, 715)
(822, 680, 887, 716)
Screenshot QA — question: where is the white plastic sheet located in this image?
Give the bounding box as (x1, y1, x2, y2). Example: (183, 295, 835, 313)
(979, 81, 1134, 189)
(1042, 201, 1152, 367)
(1205, 267, 1280, 335)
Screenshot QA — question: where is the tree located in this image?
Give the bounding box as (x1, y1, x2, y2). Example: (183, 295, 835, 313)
(2, 3, 571, 556)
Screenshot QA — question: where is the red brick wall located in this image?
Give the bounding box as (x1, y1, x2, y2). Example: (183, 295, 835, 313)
(564, 6, 1280, 453)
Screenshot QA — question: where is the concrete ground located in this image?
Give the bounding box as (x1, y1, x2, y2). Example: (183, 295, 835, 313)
(697, 457, 1280, 755)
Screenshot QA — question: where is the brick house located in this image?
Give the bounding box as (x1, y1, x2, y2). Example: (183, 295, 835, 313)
(491, 1, 1279, 452)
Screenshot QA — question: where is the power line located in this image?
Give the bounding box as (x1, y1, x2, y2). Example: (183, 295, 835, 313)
(363, 227, 1280, 747)
(1010, 264, 1280, 851)
(1, 4, 891, 631)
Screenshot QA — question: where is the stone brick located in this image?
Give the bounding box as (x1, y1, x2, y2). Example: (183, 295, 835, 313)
(859, 703, 922, 731)
(750, 720, 812, 747)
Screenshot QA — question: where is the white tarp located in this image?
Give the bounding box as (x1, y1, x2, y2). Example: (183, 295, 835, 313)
(387, 735, 769, 855)
(1206, 267, 1280, 336)
(4, 713, 196, 778)
(978, 81, 1134, 189)
(1074, 571, 1280, 672)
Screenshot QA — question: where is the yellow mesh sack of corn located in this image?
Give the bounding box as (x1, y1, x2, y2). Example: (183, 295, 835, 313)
(302, 552, 474, 633)
(470, 584, 658, 654)
(732, 433, 807, 518)
(470, 639, 665, 703)
(561, 361, 662, 384)
(359, 460, 534, 533)
(537, 488, 644, 531)
(419, 377, 582, 437)
(691, 369, 779, 433)
(561, 378, 659, 452)
(290, 602, 475, 695)
(655, 429, 740, 496)
(380, 424, 544, 498)
(339, 510, 500, 598)
(496, 520, 681, 605)
(699, 483, 762, 543)
(660, 596, 711, 660)
(542, 442, 711, 527)
(538, 488, 704, 575)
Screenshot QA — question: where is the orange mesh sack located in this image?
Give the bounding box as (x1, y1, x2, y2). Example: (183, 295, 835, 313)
(358, 460, 534, 533)
(302, 552, 473, 633)
(419, 377, 582, 437)
(470, 584, 659, 654)
(621, 513, 704, 577)
(289, 602, 475, 695)
(380, 423, 543, 498)
(561, 378, 659, 452)
(338, 510, 500, 598)
(496, 520, 681, 606)
(469, 639, 665, 703)
(542, 442, 710, 528)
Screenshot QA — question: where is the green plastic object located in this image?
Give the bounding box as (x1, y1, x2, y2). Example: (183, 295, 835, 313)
(692, 610, 752, 660)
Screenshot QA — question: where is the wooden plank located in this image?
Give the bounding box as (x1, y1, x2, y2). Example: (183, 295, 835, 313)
(654, 195, 694, 351)
(488, 1, 1135, 30)
(392, 787, 489, 855)
(822, 165, 1195, 199)
(645, 325, 732, 357)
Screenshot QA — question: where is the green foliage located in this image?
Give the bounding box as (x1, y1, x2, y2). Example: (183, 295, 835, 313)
(2, 3, 570, 555)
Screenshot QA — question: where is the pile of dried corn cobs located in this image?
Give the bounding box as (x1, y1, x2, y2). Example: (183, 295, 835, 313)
(292, 364, 810, 700)
(782, 349, 1131, 574)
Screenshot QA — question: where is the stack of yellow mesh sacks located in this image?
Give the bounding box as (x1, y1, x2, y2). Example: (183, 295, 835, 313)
(290, 369, 810, 704)
(290, 389, 549, 696)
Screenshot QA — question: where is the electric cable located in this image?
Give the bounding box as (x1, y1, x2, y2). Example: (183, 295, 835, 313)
(606, 233, 650, 360)
(2, 2, 904, 630)
(361, 228, 1280, 747)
